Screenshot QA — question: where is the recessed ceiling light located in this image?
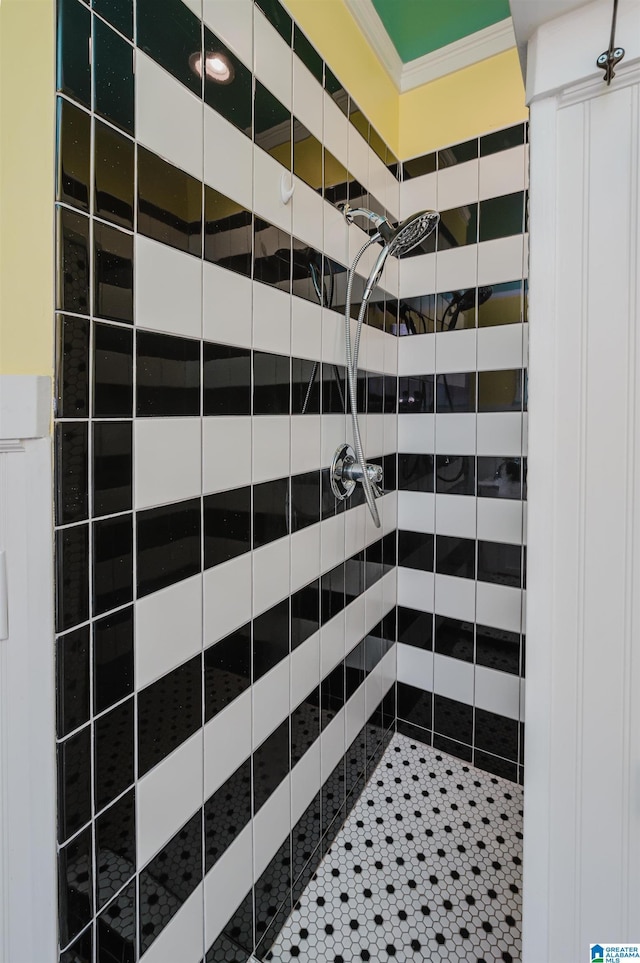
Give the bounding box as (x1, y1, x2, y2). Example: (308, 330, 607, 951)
(189, 51, 234, 84)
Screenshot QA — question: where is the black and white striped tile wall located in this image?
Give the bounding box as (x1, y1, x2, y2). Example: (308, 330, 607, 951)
(54, 0, 401, 960)
(395, 127, 528, 785)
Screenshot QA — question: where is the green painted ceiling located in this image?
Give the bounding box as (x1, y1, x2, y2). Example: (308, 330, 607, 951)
(371, 0, 512, 63)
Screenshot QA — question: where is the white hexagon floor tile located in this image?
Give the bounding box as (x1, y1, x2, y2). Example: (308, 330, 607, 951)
(266, 732, 523, 963)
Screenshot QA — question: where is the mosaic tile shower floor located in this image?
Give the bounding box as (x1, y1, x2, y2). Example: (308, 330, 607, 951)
(267, 733, 523, 963)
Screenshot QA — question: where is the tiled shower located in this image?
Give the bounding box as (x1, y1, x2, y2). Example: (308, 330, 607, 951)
(53, 0, 527, 960)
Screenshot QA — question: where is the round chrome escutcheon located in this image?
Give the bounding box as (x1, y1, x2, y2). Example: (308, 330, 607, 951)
(330, 443, 357, 501)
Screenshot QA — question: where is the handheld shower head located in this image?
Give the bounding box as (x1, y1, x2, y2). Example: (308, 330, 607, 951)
(380, 210, 439, 257)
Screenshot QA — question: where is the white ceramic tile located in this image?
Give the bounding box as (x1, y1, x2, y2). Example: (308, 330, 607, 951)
(292, 176, 324, 249)
(290, 631, 320, 706)
(479, 145, 527, 201)
(253, 776, 291, 879)
(203, 261, 252, 347)
(320, 512, 345, 572)
(252, 415, 290, 482)
(475, 581, 522, 634)
(434, 328, 477, 373)
(381, 491, 398, 536)
(255, 145, 293, 233)
(203, 688, 252, 798)
(397, 567, 434, 613)
(364, 663, 383, 719)
(321, 308, 345, 366)
(290, 523, 321, 593)
(434, 573, 476, 621)
(252, 279, 291, 354)
(364, 580, 384, 635)
(135, 418, 201, 510)
(345, 682, 366, 748)
(401, 172, 437, 221)
(345, 593, 366, 651)
(364, 326, 386, 374)
(347, 124, 369, 190)
(253, 537, 290, 614)
(397, 413, 435, 454)
(433, 653, 474, 704)
(436, 244, 477, 294)
(398, 333, 435, 375)
(477, 323, 525, 371)
(434, 413, 475, 454)
(291, 739, 321, 825)
(477, 235, 525, 287)
(137, 729, 203, 867)
(477, 498, 524, 545)
(383, 411, 397, 455)
(203, 0, 253, 64)
(476, 413, 523, 456)
(321, 612, 345, 677)
(382, 567, 397, 617)
(381, 247, 399, 295)
(135, 235, 202, 340)
(290, 415, 321, 475)
(142, 883, 204, 963)
(435, 493, 476, 539)
(398, 491, 434, 533)
(204, 105, 253, 208)
(321, 707, 346, 778)
(253, 658, 290, 745)
(136, 52, 203, 180)
(135, 574, 203, 690)
(203, 416, 251, 493)
(204, 825, 253, 948)
(345, 502, 366, 558)
(323, 94, 348, 166)
(203, 552, 252, 646)
(383, 330, 399, 375)
(293, 57, 323, 141)
(181, 0, 201, 14)
(291, 297, 322, 360)
(397, 642, 433, 690)
(323, 202, 349, 269)
(520, 677, 526, 722)
(362, 414, 383, 459)
(399, 252, 436, 299)
(475, 665, 521, 720)
(438, 159, 479, 210)
(254, 8, 292, 108)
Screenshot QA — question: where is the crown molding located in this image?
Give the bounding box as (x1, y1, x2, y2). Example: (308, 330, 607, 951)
(344, 0, 516, 92)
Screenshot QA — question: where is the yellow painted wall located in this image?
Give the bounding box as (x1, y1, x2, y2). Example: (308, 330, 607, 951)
(0, 0, 55, 376)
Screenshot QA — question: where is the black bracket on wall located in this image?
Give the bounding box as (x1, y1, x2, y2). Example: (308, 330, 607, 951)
(597, 0, 625, 85)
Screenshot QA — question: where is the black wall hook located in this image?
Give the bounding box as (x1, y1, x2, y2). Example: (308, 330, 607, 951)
(597, 0, 625, 84)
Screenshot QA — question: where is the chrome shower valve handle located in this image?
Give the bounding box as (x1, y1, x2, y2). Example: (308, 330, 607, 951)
(330, 445, 383, 502)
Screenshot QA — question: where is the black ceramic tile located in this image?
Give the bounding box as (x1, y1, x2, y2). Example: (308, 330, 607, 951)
(137, 498, 201, 598)
(204, 623, 252, 722)
(94, 119, 135, 229)
(293, 119, 322, 191)
(58, 726, 92, 842)
(321, 563, 345, 624)
(320, 467, 345, 520)
(96, 879, 136, 963)
(57, 626, 90, 738)
(138, 655, 202, 776)
(254, 218, 291, 291)
(137, 0, 202, 95)
(93, 221, 133, 323)
(254, 81, 291, 161)
(256, 0, 292, 44)
(93, 606, 134, 714)
(381, 529, 396, 573)
(204, 486, 251, 567)
(204, 26, 253, 134)
(291, 792, 321, 888)
(397, 530, 434, 572)
(438, 138, 478, 169)
(324, 66, 348, 115)
(398, 374, 434, 413)
(344, 551, 365, 605)
(477, 279, 522, 328)
(345, 639, 365, 698)
(253, 351, 290, 414)
(436, 288, 476, 331)
(56, 524, 90, 632)
(397, 294, 435, 336)
(205, 759, 252, 872)
(290, 689, 320, 768)
(290, 470, 320, 532)
(57, 315, 90, 418)
(253, 718, 290, 813)
(206, 933, 252, 963)
(433, 694, 473, 744)
(369, 126, 388, 167)
(138, 147, 202, 257)
(253, 598, 289, 680)
(364, 537, 383, 589)
(57, 98, 91, 211)
(61, 927, 93, 963)
(479, 192, 525, 243)
(477, 456, 523, 499)
(320, 660, 345, 727)
(434, 616, 474, 663)
(481, 123, 525, 157)
(253, 477, 289, 548)
(365, 372, 383, 413)
(136, 330, 200, 416)
(321, 756, 345, 834)
(437, 204, 478, 250)
(383, 374, 397, 414)
(289, 580, 319, 651)
(204, 342, 251, 415)
(214, 890, 254, 961)
(474, 749, 518, 782)
(402, 152, 437, 180)
(321, 363, 346, 414)
(57, 0, 91, 107)
(476, 624, 520, 675)
(92, 421, 132, 517)
(255, 836, 292, 948)
(204, 187, 253, 276)
(436, 535, 475, 580)
(58, 826, 93, 947)
(56, 422, 89, 525)
(294, 25, 322, 82)
(93, 0, 133, 39)
(92, 514, 133, 615)
(398, 453, 434, 493)
(57, 207, 90, 315)
(94, 698, 134, 812)
(365, 624, 386, 674)
(478, 369, 523, 413)
(477, 540, 522, 588)
(139, 810, 202, 954)
(432, 733, 472, 762)
(474, 709, 519, 762)
(93, 18, 134, 133)
(436, 371, 476, 413)
(397, 606, 432, 650)
(93, 322, 133, 417)
(323, 148, 349, 204)
(348, 100, 369, 142)
(291, 358, 320, 415)
(435, 454, 475, 495)
(292, 238, 324, 303)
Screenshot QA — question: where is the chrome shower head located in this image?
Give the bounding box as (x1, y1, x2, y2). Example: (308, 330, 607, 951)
(380, 210, 440, 257)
